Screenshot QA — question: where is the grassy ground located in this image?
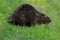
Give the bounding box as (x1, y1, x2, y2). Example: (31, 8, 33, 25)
(0, 0, 60, 40)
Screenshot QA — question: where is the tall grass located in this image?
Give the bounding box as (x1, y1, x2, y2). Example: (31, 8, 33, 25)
(0, 0, 60, 40)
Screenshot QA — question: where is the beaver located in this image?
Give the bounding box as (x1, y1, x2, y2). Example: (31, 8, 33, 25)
(7, 4, 51, 26)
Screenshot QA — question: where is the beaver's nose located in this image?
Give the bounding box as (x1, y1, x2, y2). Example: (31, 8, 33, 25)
(45, 16, 51, 23)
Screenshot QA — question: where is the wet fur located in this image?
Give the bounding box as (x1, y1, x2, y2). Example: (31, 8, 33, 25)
(7, 4, 51, 26)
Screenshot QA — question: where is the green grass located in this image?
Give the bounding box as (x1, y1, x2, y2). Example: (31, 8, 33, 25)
(0, 0, 60, 40)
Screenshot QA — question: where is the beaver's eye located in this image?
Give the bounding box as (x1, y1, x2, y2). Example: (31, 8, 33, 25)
(41, 15, 45, 18)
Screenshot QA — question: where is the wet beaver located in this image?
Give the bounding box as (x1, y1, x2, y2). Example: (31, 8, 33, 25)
(7, 4, 51, 26)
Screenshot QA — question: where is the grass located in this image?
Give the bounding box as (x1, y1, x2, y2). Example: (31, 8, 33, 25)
(0, 0, 60, 40)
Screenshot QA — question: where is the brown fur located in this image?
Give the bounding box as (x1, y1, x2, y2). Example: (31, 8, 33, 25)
(7, 4, 51, 26)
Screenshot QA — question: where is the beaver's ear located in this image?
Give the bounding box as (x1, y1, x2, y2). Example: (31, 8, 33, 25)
(41, 14, 45, 16)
